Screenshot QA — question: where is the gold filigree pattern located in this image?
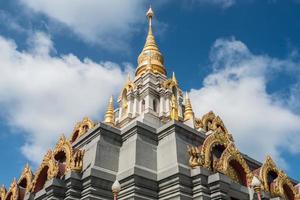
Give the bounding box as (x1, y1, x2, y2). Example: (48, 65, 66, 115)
(31, 150, 59, 192)
(18, 164, 33, 193)
(5, 179, 18, 200)
(70, 117, 94, 143)
(259, 155, 280, 192)
(53, 135, 73, 173)
(200, 128, 233, 169)
(214, 143, 253, 186)
(270, 171, 300, 200)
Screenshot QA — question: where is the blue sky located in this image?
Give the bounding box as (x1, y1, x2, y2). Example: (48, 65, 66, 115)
(0, 0, 300, 187)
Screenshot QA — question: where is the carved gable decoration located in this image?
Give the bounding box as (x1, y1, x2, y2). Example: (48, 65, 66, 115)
(200, 128, 233, 169)
(18, 164, 33, 193)
(53, 135, 73, 173)
(188, 130, 233, 170)
(214, 143, 253, 186)
(272, 171, 300, 200)
(70, 117, 94, 143)
(0, 185, 6, 200)
(31, 150, 59, 192)
(259, 156, 280, 192)
(5, 179, 18, 200)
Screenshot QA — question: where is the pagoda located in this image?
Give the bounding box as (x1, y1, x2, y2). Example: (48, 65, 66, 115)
(0, 7, 299, 200)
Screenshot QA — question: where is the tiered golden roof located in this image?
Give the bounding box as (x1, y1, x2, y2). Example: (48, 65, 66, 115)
(135, 7, 166, 77)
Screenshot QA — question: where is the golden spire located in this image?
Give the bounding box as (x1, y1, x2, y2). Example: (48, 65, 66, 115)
(172, 72, 178, 85)
(170, 94, 179, 120)
(184, 92, 194, 121)
(104, 96, 115, 126)
(135, 6, 166, 77)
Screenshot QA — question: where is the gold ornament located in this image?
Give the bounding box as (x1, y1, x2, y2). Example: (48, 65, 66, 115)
(53, 135, 73, 173)
(5, 178, 18, 200)
(70, 117, 94, 143)
(71, 149, 85, 172)
(104, 96, 115, 126)
(184, 92, 194, 121)
(17, 163, 33, 193)
(0, 185, 6, 200)
(31, 150, 59, 192)
(214, 143, 253, 186)
(170, 94, 178, 121)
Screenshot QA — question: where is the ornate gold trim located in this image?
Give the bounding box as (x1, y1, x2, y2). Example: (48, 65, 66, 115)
(70, 117, 94, 143)
(214, 143, 253, 186)
(200, 128, 233, 169)
(17, 164, 33, 193)
(0, 185, 6, 200)
(259, 155, 280, 192)
(53, 135, 73, 173)
(5, 178, 18, 200)
(31, 150, 59, 192)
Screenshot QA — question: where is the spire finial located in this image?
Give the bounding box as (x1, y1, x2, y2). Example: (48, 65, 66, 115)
(184, 92, 194, 121)
(104, 96, 115, 126)
(172, 72, 178, 85)
(146, 6, 154, 27)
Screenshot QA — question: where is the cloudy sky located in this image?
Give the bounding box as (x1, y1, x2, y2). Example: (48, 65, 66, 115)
(0, 0, 300, 186)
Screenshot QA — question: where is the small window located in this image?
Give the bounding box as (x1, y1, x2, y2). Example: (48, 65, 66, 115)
(141, 99, 145, 112)
(153, 99, 157, 112)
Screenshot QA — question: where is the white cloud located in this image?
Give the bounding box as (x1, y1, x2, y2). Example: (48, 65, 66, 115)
(193, 0, 236, 9)
(19, 0, 147, 50)
(0, 32, 132, 165)
(190, 38, 300, 168)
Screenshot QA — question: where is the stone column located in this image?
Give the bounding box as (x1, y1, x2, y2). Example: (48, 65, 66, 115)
(64, 171, 82, 200)
(44, 178, 66, 200)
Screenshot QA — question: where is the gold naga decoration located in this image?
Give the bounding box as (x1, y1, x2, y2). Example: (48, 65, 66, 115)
(188, 112, 232, 169)
(71, 149, 85, 172)
(70, 117, 94, 143)
(53, 135, 73, 172)
(214, 143, 253, 186)
(17, 164, 33, 193)
(31, 150, 59, 192)
(170, 94, 179, 121)
(0, 185, 6, 200)
(104, 96, 115, 126)
(5, 178, 18, 200)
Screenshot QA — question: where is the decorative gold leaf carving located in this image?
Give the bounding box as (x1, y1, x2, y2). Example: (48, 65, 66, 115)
(71, 149, 85, 172)
(17, 164, 33, 193)
(5, 178, 18, 200)
(70, 117, 94, 143)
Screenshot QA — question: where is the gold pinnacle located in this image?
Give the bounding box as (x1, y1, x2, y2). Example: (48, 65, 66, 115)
(172, 72, 178, 85)
(104, 96, 115, 126)
(184, 92, 194, 121)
